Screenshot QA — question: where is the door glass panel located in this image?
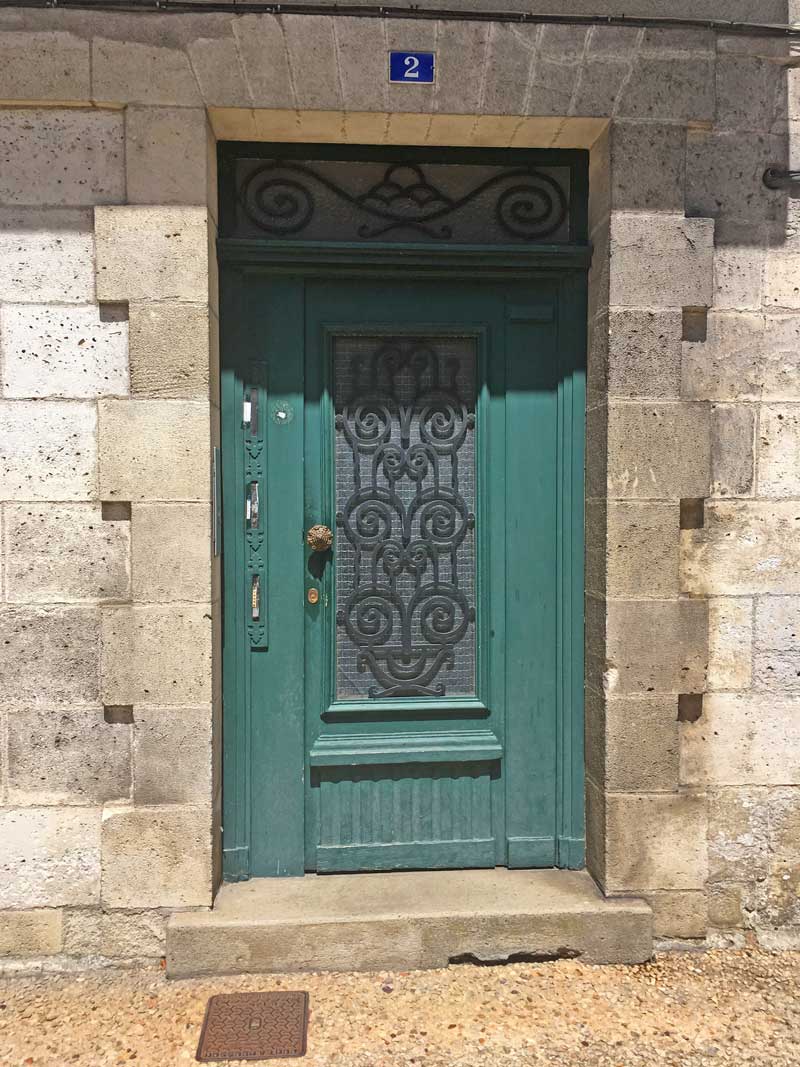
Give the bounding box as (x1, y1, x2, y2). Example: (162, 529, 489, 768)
(232, 158, 572, 244)
(334, 335, 477, 699)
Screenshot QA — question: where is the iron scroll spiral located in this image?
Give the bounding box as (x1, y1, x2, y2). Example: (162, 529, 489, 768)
(238, 160, 569, 241)
(335, 339, 477, 699)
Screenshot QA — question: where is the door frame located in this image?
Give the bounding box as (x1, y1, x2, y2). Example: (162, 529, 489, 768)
(218, 142, 590, 881)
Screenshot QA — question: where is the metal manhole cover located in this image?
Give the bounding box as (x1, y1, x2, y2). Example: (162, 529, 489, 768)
(196, 991, 309, 1062)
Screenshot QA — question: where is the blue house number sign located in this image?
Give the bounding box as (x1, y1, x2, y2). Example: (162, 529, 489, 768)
(389, 51, 435, 84)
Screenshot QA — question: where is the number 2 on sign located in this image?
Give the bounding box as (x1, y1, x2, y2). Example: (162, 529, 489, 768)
(404, 55, 420, 79)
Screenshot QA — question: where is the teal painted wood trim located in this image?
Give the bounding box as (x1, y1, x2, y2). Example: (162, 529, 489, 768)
(316, 839, 497, 873)
(323, 697, 489, 721)
(503, 283, 559, 867)
(309, 730, 503, 766)
(220, 268, 251, 882)
(218, 240, 592, 275)
(222, 847, 250, 882)
(558, 835, 586, 870)
(556, 270, 587, 863)
(507, 836, 558, 867)
(248, 275, 307, 877)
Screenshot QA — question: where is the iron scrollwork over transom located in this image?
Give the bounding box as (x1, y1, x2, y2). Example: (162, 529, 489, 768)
(334, 336, 477, 699)
(235, 158, 571, 244)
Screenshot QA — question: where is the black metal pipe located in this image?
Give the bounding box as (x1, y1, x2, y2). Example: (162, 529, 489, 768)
(764, 169, 800, 190)
(2, 0, 800, 37)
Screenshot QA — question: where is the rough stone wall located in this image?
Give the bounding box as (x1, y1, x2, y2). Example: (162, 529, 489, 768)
(0, 99, 218, 969)
(0, 3, 799, 966)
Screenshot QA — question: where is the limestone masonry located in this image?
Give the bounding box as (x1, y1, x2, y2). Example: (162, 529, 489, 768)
(1, 0, 800, 969)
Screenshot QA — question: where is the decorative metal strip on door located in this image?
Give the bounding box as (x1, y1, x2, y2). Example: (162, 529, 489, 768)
(231, 157, 571, 243)
(334, 334, 476, 699)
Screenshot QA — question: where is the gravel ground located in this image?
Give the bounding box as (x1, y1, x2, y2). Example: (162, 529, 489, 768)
(0, 947, 798, 1067)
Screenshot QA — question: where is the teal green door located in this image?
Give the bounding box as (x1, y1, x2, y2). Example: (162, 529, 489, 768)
(221, 268, 585, 879)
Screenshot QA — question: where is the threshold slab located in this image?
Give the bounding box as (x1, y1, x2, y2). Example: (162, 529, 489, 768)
(167, 868, 652, 978)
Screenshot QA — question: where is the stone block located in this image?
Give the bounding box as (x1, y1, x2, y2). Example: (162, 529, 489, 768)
(586, 308, 608, 398)
(0, 303, 128, 399)
(431, 21, 492, 116)
(0, 400, 96, 501)
(0, 208, 94, 303)
(0, 32, 90, 103)
(764, 248, 800, 310)
(131, 504, 210, 603)
(231, 15, 294, 109)
(0, 109, 123, 207)
(526, 59, 578, 116)
(584, 777, 606, 888)
(101, 604, 211, 705)
(606, 402, 711, 500)
(681, 311, 800, 403)
(128, 301, 209, 399)
(92, 38, 201, 106)
(605, 502, 680, 598)
(606, 308, 682, 400)
(681, 693, 800, 786)
(646, 890, 708, 939)
(760, 788, 800, 927)
(707, 598, 753, 691)
(712, 227, 764, 310)
(584, 403, 608, 505)
(617, 56, 714, 123)
(570, 59, 629, 117)
(711, 404, 754, 497)
(708, 787, 769, 883)
(586, 25, 640, 57)
(98, 398, 210, 502)
(715, 54, 786, 134)
(0, 909, 63, 958)
(101, 805, 212, 908)
(187, 35, 250, 108)
(125, 107, 208, 206)
(682, 501, 800, 596)
(283, 15, 341, 112)
(94, 206, 209, 303)
(610, 123, 685, 212)
(4, 503, 129, 603)
(686, 130, 785, 225)
(609, 214, 714, 308)
(133, 706, 212, 806)
(480, 24, 535, 117)
(707, 883, 746, 928)
(0, 607, 100, 707)
(605, 793, 708, 892)
(0, 808, 101, 907)
(599, 695, 680, 792)
(606, 599, 708, 695)
(640, 27, 715, 53)
(7, 707, 131, 805)
(758, 404, 800, 496)
(754, 596, 800, 694)
(584, 498, 607, 599)
(63, 907, 166, 959)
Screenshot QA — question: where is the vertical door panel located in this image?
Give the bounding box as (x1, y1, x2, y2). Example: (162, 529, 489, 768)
(503, 289, 559, 866)
(304, 279, 506, 872)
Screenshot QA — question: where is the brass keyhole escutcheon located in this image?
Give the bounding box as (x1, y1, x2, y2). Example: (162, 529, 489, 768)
(307, 588, 320, 605)
(306, 524, 333, 552)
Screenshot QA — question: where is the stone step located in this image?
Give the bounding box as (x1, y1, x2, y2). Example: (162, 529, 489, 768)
(166, 868, 652, 978)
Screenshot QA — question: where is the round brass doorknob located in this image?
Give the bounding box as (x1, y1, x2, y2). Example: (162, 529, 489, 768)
(306, 524, 333, 552)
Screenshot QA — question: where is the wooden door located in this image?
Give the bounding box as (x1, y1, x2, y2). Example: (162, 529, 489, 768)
(221, 266, 585, 878)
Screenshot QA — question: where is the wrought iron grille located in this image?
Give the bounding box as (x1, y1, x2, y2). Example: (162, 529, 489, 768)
(233, 157, 571, 244)
(334, 334, 477, 699)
